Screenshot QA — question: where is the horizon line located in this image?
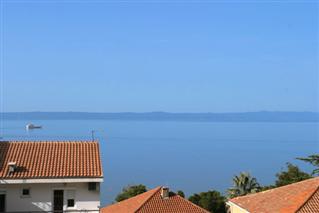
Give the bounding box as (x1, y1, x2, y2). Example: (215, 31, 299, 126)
(1, 111, 318, 114)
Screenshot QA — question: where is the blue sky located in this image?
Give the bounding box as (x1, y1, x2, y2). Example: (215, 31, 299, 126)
(1, 1, 318, 112)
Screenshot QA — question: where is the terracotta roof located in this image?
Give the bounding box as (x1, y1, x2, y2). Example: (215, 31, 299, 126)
(297, 188, 319, 213)
(0, 141, 103, 179)
(101, 186, 210, 213)
(228, 177, 319, 213)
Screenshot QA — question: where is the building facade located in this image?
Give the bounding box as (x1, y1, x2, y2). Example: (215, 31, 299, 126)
(0, 141, 103, 212)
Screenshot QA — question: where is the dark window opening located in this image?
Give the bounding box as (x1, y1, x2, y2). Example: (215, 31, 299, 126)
(22, 189, 30, 196)
(53, 190, 64, 212)
(88, 182, 97, 191)
(0, 194, 5, 212)
(67, 199, 75, 207)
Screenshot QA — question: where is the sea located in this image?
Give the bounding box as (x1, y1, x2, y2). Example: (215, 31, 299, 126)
(1, 119, 318, 205)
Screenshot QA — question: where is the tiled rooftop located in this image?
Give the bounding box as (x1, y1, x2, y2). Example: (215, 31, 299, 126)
(101, 186, 210, 213)
(228, 177, 319, 213)
(297, 188, 319, 213)
(0, 141, 103, 179)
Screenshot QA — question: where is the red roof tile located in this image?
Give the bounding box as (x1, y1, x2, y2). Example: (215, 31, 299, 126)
(0, 141, 103, 179)
(228, 177, 319, 213)
(297, 188, 319, 213)
(101, 186, 210, 213)
(101, 187, 161, 213)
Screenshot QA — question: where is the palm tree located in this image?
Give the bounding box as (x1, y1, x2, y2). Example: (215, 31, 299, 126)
(297, 154, 319, 176)
(227, 172, 260, 198)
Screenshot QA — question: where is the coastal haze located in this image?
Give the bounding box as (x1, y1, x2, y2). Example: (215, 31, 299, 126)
(2, 111, 319, 122)
(1, 112, 318, 205)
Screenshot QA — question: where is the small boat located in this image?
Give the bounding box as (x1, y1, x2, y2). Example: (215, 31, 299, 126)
(26, 123, 42, 130)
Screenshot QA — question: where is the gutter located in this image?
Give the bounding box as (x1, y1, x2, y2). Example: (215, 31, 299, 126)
(0, 177, 103, 184)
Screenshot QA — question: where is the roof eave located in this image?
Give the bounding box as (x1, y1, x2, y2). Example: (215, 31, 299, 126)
(0, 177, 104, 184)
(226, 201, 250, 213)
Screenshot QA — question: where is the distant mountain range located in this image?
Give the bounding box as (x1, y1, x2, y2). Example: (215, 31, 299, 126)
(1, 111, 318, 122)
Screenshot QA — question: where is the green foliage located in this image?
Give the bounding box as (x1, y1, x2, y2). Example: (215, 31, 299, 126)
(227, 172, 260, 198)
(115, 184, 147, 202)
(177, 190, 185, 198)
(188, 193, 201, 204)
(275, 163, 311, 187)
(297, 154, 319, 175)
(188, 190, 226, 213)
(260, 185, 276, 191)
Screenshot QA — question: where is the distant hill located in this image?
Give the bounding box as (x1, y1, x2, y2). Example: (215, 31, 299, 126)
(1, 111, 318, 122)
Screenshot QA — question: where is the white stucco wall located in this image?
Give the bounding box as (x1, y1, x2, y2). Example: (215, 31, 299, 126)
(0, 182, 100, 212)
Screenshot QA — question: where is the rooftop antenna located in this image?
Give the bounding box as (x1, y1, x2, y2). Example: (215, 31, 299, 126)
(91, 130, 95, 141)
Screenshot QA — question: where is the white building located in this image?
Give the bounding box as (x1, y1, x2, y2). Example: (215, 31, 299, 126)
(0, 141, 103, 212)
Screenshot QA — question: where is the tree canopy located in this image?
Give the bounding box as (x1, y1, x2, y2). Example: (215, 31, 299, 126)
(227, 172, 260, 198)
(297, 154, 319, 175)
(115, 184, 147, 202)
(275, 163, 311, 187)
(177, 190, 185, 198)
(188, 190, 226, 213)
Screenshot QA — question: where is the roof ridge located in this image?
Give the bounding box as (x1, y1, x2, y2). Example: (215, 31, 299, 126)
(174, 194, 211, 213)
(135, 186, 162, 213)
(101, 186, 161, 213)
(295, 186, 319, 212)
(231, 177, 319, 201)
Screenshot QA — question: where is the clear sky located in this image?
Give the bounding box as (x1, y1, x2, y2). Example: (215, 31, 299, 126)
(1, 1, 318, 112)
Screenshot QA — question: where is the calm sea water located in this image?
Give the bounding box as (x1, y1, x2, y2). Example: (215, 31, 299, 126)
(1, 119, 318, 205)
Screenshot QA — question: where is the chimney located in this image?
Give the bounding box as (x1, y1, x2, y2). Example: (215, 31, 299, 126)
(161, 187, 169, 199)
(8, 162, 17, 173)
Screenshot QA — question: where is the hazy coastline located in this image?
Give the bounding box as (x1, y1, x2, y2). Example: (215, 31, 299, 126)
(2, 111, 318, 122)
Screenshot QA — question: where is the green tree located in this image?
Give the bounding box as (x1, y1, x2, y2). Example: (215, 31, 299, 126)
(227, 172, 260, 198)
(188, 193, 201, 204)
(115, 184, 147, 202)
(275, 163, 311, 187)
(177, 190, 185, 198)
(188, 190, 226, 213)
(297, 154, 319, 175)
(260, 185, 275, 191)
